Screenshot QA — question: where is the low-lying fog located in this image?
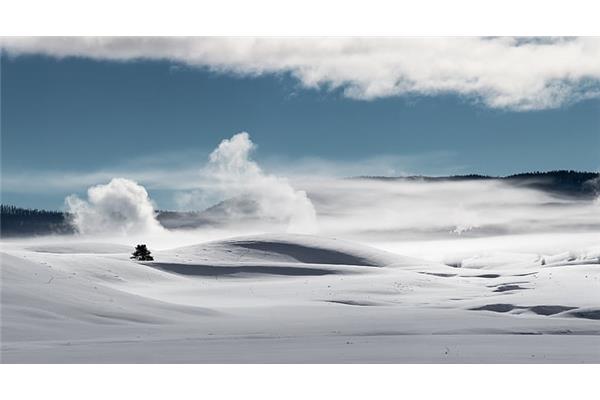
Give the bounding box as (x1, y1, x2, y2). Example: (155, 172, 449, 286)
(3, 132, 599, 264)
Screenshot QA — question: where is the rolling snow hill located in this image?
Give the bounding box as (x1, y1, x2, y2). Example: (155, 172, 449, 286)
(2, 233, 599, 362)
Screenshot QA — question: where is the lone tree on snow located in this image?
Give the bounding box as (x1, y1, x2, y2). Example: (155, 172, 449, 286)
(131, 244, 154, 261)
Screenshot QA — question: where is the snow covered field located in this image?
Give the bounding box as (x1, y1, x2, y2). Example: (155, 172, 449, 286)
(2, 230, 599, 363)
(2, 140, 599, 363)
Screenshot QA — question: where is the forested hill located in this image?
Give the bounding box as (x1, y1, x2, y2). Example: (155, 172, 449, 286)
(355, 170, 599, 198)
(0, 205, 75, 237)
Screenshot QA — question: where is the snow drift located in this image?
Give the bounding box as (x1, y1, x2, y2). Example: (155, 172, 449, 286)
(2, 232, 599, 362)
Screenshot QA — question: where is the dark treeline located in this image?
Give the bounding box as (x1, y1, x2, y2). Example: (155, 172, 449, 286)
(0, 205, 75, 237)
(356, 170, 600, 198)
(503, 170, 599, 197)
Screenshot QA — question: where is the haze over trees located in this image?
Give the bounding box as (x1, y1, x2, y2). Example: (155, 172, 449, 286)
(0, 205, 74, 237)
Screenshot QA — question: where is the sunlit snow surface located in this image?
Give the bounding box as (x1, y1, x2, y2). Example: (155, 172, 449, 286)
(1, 229, 599, 363)
(3, 174, 600, 362)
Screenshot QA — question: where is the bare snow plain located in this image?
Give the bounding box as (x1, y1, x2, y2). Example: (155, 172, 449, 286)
(2, 232, 600, 363)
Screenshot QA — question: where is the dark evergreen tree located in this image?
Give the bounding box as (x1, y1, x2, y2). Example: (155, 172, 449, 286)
(130, 244, 154, 261)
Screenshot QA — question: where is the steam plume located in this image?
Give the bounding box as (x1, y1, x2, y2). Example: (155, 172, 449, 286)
(66, 178, 164, 235)
(201, 132, 318, 234)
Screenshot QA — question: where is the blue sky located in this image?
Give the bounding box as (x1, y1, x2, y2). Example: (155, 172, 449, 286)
(1, 38, 599, 210)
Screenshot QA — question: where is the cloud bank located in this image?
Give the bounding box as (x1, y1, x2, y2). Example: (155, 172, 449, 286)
(66, 178, 164, 235)
(2, 37, 600, 110)
(1, 37, 600, 110)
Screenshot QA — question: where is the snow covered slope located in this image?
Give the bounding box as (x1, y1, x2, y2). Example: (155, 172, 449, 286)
(1, 234, 599, 362)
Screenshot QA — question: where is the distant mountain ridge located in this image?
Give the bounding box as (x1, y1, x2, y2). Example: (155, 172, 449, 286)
(1, 170, 598, 237)
(156, 197, 265, 230)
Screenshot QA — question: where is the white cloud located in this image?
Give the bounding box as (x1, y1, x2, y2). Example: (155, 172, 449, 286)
(2, 37, 600, 109)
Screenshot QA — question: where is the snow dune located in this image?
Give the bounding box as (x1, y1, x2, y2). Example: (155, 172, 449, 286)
(1, 233, 599, 362)
(149, 234, 421, 277)
(171, 234, 403, 266)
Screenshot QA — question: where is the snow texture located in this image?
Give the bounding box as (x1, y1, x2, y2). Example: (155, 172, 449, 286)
(2, 232, 599, 363)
